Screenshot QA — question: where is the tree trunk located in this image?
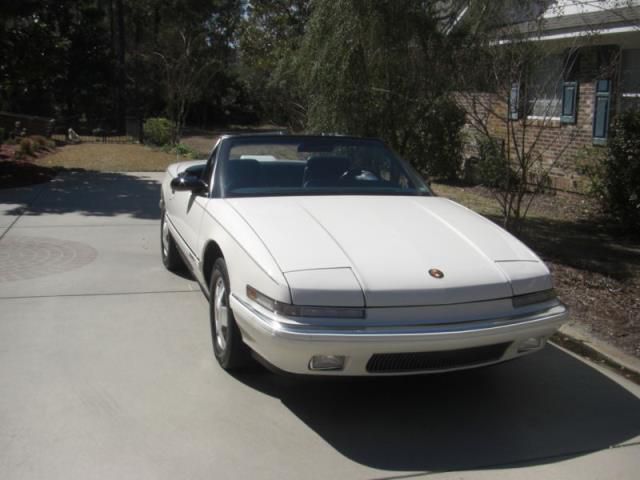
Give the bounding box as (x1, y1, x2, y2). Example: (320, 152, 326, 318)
(115, 0, 126, 132)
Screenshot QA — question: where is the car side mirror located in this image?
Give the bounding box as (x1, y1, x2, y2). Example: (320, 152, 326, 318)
(171, 174, 207, 194)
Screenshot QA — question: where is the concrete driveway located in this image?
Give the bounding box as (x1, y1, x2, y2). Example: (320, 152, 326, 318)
(1, 171, 639, 480)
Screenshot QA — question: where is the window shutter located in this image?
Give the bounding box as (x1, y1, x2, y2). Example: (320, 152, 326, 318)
(560, 81, 578, 124)
(509, 83, 521, 120)
(593, 80, 611, 145)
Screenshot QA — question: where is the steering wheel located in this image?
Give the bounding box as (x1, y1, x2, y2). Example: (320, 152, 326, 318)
(339, 168, 365, 183)
(339, 168, 379, 183)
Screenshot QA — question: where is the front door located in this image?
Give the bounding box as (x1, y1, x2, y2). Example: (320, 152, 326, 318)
(166, 143, 219, 268)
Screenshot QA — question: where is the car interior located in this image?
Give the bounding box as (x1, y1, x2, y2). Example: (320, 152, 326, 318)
(224, 156, 358, 191)
(223, 155, 402, 192)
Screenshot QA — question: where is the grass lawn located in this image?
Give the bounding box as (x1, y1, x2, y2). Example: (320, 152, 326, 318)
(181, 135, 217, 156)
(432, 182, 640, 360)
(35, 143, 185, 172)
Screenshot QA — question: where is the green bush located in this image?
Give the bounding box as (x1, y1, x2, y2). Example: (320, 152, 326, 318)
(19, 137, 35, 157)
(30, 135, 54, 151)
(404, 98, 466, 181)
(143, 117, 175, 146)
(0, 127, 5, 142)
(173, 143, 200, 159)
(475, 136, 520, 189)
(590, 109, 640, 231)
(575, 145, 606, 192)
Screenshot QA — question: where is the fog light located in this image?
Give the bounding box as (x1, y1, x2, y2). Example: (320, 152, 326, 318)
(309, 355, 346, 371)
(518, 336, 544, 353)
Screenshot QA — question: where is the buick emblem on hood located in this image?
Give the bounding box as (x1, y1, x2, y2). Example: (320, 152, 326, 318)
(429, 268, 444, 279)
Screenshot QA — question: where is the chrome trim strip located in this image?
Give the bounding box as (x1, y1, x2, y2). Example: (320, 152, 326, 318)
(231, 293, 568, 338)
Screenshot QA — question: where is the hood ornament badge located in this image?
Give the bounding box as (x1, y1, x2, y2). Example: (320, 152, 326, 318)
(429, 268, 444, 279)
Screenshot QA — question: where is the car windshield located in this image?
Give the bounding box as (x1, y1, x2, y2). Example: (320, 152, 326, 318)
(220, 137, 432, 197)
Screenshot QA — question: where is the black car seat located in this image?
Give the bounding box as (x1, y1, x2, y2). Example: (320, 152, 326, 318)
(302, 156, 349, 187)
(225, 159, 263, 191)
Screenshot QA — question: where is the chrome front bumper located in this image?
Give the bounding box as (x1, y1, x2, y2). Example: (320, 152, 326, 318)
(230, 295, 569, 376)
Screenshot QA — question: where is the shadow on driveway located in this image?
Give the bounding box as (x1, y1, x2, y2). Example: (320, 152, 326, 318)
(517, 216, 640, 283)
(235, 346, 640, 473)
(2, 169, 162, 220)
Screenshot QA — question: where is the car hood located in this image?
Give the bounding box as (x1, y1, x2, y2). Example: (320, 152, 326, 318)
(226, 196, 550, 307)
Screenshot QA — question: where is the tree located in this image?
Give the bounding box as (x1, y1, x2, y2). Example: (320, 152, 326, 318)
(152, 28, 220, 141)
(588, 109, 640, 232)
(292, 0, 467, 179)
(114, 0, 127, 130)
(0, 0, 113, 121)
(457, 40, 566, 232)
(0, 0, 244, 134)
(237, 0, 311, 128)
(454, 1, 622, 233)
(132, 0, 242, 136)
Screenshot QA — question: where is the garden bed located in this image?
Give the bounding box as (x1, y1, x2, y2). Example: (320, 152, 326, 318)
(0, 159, 59, 189)
(0, 142, 60, 189)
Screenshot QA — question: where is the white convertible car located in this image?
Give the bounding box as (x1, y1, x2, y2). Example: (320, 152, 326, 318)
(160, 134, 568, 375)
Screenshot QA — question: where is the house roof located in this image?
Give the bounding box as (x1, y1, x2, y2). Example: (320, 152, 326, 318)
(511, 5, 640, 38)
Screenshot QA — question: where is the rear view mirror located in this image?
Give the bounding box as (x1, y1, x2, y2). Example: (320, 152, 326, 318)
(171, 174, 207, 193)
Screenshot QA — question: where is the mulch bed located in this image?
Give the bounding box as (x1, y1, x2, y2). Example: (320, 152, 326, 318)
(437, 183, 640, 359)
(0, 144, 59, 189)
(452, 182, 601, 222)
(552, 262, 640, 358)
(0, 159, 58, 189)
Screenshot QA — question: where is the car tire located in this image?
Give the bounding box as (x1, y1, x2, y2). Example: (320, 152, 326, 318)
(210, 258, 252, 371)
(160, 210, 185, 272)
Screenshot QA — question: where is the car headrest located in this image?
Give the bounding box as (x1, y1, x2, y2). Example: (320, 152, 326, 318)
(225, 159, 263, 191)
(303, 156, 349, 187)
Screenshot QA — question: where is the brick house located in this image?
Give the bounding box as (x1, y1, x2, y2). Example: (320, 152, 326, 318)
(461, 0, 640, 191)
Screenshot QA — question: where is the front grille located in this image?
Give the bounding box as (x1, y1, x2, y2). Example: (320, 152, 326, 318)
(366, 342, 511, 373)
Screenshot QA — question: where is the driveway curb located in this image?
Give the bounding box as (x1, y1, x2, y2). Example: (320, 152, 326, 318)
(551, 324, 640, 384)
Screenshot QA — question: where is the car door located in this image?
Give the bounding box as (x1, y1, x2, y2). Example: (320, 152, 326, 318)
(169, 144, 219, 268)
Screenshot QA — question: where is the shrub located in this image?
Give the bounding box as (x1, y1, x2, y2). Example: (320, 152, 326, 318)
(30, 135, 54, 151)
(475, 136, 520, 189)
(143, 117, 175, 146)
(0, 127, 5, 142)
(19, 137, 35, 157)
(575, 145, 606, 193)
(173, 143, 200, 159)
(404, 98, 466, 181)
(590, 109, 640, 231)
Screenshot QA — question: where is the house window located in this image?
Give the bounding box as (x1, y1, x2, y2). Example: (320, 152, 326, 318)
(620, 49, 640, 112)
(527, 55, 564, 118)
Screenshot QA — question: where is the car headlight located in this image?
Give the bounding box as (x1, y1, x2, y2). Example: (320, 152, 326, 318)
(247, 285, 365, 319)
(512, 289, 557, 308)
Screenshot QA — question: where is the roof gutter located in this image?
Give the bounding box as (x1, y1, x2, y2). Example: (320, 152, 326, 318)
(495, 24, 639, 45)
